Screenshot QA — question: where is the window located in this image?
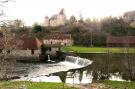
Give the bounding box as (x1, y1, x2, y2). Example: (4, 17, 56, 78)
(31, 49, 34, 55)
(49, 47, 52, 51)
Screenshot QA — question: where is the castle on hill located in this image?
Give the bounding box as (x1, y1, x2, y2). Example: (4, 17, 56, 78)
(44, 9, 67, 27)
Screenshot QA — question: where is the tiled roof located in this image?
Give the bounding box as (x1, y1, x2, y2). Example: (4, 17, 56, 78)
(44, 34, 71, 40)
(107, 36, 135, 44)
(16, 37, 42, 50)
(0, 37, 42, 50)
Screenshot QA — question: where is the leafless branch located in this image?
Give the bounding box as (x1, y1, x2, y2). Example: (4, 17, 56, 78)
(0, 0, 16, 80)
(0, 0, 13, 3)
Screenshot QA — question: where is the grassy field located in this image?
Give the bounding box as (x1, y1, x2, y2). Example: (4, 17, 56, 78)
(0, 81, 77, 89)
(61, 46, 135, 53)
(101, 80, 135, 89)
(0, 81, 135, 89)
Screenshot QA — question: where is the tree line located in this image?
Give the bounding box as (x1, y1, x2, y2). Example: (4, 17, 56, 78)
(2, 10, 135, 47)
(32, 10, 135, 47)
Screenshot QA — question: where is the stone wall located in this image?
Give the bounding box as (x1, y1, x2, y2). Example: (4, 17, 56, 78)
(10, 50, 40, 61)
(43, 39, 73, 46)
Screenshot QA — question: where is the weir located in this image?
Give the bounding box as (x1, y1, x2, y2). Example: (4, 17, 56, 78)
(65, 56, 92, 67)
(15, 55, 124, 83)
(16, 56, 93, 84)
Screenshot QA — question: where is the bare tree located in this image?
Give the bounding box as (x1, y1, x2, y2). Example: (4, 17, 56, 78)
(123, 21, 135, 81)
(7, 19, 25, 30)
(0, 0, 16, 80)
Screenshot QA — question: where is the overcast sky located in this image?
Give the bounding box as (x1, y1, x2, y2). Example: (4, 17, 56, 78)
(3, 0, 135, 26)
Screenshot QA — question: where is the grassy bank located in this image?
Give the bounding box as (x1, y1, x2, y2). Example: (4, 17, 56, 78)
(101, 80, 135, 89)
(61, 46, 135, 53)
(0, 81, 135, 89)
(0, 81, 77, 89)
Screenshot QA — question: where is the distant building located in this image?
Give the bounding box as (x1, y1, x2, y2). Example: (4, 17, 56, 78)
(15, 37, 42, 50)
(43, 33, 73, 55)
(123, 10, 135, 27)
(43, 34, 73, 46)
(44, 9, 67, 27)
(0, 36, 41, 50)
(107, 36, 135, 47)
(0, 36, 42, 61)
(123, 10, 135, 22)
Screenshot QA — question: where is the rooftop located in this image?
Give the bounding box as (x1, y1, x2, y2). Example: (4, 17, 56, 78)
(44, 34, 71, 40)
(107, 36, 135, 44)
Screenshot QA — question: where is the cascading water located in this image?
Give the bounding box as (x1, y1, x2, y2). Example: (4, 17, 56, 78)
(63, 56, 93, 68)
(15, 55, 93, 84)
(47, 55, 51, 62)
(61, 56, 93, 84)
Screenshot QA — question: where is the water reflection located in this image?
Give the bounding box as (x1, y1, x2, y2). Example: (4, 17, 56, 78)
(16, 56, 93, 84)
(14, 53, 135, 83)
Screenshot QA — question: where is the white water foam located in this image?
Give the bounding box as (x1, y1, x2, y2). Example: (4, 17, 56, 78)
(109, 73, 125, 81)
(14, 56, 126, 84)
(61, 56, 93, 68)
(16, 56, 93, 84)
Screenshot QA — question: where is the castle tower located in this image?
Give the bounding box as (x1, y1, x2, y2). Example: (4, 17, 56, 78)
(44, 16, 49, 27)
(59, 8, 64, 15)
(44, 9, 66, 27)
(57, 8, 66, 26)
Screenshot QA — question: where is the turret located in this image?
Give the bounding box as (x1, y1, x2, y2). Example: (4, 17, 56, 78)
(44, 16, 50, 27)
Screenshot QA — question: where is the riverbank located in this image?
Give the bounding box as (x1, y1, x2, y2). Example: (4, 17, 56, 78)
(68, 80, 135, 89)
(101, 80, 135, 89)
(0, 81, 135, 89)
(61, 46, 135, 53)
(0, 81, 77, 89)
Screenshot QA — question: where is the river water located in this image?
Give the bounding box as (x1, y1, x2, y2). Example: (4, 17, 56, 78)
(13, 53, 135, 83)
(14, 56, 93, 84)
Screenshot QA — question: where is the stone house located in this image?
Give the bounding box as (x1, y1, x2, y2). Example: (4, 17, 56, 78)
(107, 36, 135, 47)
(0, 36, 42, 61)
(43, 34, 73, 46)
(43, 33, 73, 54)
(13, 37, 42, 61)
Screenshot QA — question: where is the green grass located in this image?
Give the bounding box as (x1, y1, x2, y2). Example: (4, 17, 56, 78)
(102, 80, 135, 89)
(61, 46, 135, 53)
(0, 81, 78, 89)
(0, 81, 135, 89)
